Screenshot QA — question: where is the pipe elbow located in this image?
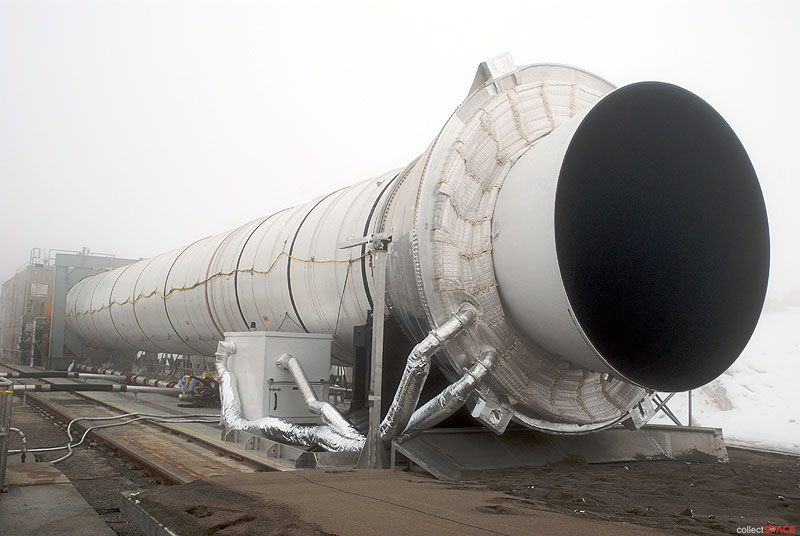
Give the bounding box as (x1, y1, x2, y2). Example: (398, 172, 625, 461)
(215, 341, 236, 363)
(276, 353, 293, 369)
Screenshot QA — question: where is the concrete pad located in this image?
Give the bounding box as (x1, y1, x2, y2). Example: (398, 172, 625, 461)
(0, 463, 116, 536)
(4, 461, 70, 486)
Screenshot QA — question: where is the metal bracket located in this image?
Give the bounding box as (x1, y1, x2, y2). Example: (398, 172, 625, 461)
(622, 394, 658, 430)
(468, 52, 518, 96)
(623, 391, 695, 430)
(338, 233, 392, 252)
(466, 388, 513, 435)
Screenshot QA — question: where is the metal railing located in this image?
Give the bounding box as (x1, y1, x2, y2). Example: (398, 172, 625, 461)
(0, 377, 13, 489)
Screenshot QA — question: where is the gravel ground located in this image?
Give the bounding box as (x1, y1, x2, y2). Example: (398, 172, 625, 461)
(6, 394, 164, 536)
(457, 448, 800, 535)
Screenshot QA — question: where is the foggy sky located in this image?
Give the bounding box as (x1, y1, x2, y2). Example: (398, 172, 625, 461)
(1, 0, 797, 300)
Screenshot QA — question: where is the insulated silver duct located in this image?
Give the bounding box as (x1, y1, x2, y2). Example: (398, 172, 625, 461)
(378, 308, 476, 444)
(404, 348, 498, 434)
(277, 353, 362, 440)
(65, 56, 769, 434)
(215, 313, 479, 450)
(216, 342, 365, 452)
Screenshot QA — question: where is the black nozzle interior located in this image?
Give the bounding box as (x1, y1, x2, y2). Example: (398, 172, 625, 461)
(555, 82, 769, 392)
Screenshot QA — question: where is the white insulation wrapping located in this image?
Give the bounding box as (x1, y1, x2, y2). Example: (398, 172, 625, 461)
(429, 80, 645, 425)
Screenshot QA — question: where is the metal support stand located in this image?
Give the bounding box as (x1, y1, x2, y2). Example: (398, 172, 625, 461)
(340, 233, 392, 469)
(391, 424, 728, 481)
(653, 392, 683, 426)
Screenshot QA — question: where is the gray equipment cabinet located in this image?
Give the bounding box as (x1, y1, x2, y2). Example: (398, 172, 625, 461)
(223, 332, 332, 424)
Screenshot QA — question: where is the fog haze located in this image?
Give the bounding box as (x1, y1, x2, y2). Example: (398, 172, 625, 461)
(1, 0, 797, 301)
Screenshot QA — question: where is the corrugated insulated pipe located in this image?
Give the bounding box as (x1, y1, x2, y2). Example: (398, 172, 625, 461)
(215, 308, 478, 452)
(276, 353, 362, 440)
(403, 348, 498, 435)
(378, 307, 477, 445)
(215, 341, 366, 452)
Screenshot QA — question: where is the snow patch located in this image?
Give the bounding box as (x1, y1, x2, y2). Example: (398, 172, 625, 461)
(652, 307, 800, 454)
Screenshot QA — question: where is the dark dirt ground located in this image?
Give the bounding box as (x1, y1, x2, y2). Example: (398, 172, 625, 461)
(139, 480, 337, 536)
(6, 394, 163, 536)
(132, 449, 800, 536)
(455, 448, 800, 535)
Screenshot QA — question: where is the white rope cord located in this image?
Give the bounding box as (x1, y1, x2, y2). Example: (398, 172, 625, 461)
(432, 80, 646, 424)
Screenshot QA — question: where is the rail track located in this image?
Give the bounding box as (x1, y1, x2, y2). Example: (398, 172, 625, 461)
(1, 362, 287, 485)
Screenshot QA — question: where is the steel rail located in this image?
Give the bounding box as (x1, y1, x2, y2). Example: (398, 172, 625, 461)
(0, 363, 285, 483)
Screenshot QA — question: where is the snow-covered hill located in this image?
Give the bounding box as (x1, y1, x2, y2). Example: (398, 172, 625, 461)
(652, 306, 799, 454)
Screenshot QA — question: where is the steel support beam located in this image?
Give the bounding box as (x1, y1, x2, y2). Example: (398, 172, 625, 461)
(341, 234, 392, 469)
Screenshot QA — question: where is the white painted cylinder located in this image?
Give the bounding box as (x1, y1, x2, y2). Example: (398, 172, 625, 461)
(66, 173, 398, 365)
(65, 61, 768, 430)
